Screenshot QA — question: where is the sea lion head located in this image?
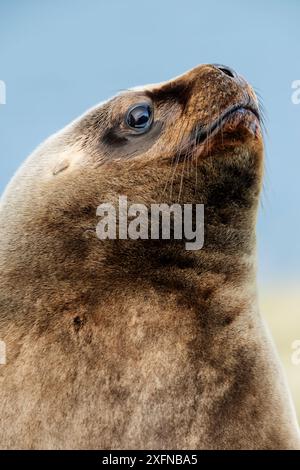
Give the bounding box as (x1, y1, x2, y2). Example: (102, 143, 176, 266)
(0, 63, 264, 304)
(47, 62, 263, 210)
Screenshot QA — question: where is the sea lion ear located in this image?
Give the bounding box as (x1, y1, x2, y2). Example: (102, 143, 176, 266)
(52, 158, 70, 176)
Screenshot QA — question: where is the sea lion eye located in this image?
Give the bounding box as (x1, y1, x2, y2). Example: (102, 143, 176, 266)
(126, 103, 153, 132)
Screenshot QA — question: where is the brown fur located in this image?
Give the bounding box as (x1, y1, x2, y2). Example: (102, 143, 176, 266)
(0, 64, 299, 449)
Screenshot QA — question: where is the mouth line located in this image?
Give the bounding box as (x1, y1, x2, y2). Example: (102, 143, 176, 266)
(195, 103, 260, 145)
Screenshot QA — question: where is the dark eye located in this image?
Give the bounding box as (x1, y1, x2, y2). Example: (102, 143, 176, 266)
(126, 103, 153, 132)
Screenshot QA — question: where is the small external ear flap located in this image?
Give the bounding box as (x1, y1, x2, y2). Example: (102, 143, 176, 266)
(52, 158, 70, 176)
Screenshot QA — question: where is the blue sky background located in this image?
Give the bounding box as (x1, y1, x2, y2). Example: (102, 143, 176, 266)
(0, 0, 299, 285)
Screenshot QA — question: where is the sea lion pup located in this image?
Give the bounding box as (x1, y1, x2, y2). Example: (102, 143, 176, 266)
(0, 64, 299, 450)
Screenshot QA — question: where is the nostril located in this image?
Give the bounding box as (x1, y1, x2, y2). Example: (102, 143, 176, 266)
(219, 67, 235, 78)
(213, 64, 236, 79)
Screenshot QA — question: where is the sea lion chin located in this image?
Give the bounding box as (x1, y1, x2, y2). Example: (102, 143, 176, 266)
(0, 63, 299, 450)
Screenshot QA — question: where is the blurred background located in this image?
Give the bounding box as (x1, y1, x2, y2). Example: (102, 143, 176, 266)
(0, 0, 299, 420)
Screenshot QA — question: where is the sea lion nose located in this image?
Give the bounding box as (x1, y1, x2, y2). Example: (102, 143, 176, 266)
(213, 64, 238, 79)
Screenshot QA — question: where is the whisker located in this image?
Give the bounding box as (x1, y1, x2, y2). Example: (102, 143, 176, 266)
(169, 123, 188, 201)
(177, 151, 187, 203)
(162, 121, 189, 202)
(160, 123, 185, 201)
